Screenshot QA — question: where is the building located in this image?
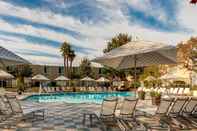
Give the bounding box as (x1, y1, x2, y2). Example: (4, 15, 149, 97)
(0, 46, 29, 88)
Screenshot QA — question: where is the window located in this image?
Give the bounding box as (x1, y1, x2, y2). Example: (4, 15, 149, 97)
(44, 66, 47, 73)
(59, 67, 62, 74)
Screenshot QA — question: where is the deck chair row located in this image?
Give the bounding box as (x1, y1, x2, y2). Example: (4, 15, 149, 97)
(0, 95, 45, 128)
(92, 96, 197, 131)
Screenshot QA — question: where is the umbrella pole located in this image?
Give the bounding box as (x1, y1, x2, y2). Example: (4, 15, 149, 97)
(134, 55, 137, 88)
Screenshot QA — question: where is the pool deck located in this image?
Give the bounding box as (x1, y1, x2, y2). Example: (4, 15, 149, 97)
(1, 92, 157, 131)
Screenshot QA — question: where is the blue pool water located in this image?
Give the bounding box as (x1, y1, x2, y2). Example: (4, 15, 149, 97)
(24, 92, 134, 104)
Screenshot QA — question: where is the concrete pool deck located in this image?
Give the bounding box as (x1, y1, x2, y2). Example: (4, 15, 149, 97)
(0, 97, 157, 131)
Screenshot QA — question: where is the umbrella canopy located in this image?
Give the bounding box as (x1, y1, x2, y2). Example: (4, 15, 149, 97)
(32, 74, 49, 81)
(93, 40, 176, 69)
(54, 75, 70, 81)
(96, 77, 110, 82)
(81, 76, 95, 81)
(144, 76, 156, 81)
(0, 69, 14, 80)
(0, 46, 30, 67)
(160, 66, 197, 84)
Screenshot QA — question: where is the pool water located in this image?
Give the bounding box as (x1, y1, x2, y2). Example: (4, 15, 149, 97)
(24, 92, 134, 104)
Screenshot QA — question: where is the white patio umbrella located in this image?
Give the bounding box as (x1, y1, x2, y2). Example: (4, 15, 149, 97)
(160, 67, 197, 84)
(54, 75, 70, 87)
(32, 74, 49, 81)
(0, 69, 14, 88)
(96, 77, 110, 82)
(0, 69, 14, 80)
(81, 76, 95, 87)
(54, 75, 70, 81)
(81, 76, 95, 81)
(32, 74, 49, 94)
(93, 40, 176, 83)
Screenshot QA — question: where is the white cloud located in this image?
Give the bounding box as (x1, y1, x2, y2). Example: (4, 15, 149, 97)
(0, 0, 196, 66)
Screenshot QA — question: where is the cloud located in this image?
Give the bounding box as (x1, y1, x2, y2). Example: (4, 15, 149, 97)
(0, 0, 196, 66)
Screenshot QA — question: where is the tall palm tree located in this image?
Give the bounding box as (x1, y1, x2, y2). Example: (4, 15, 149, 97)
(68, 50, 76, 77)
(60, 41, 71, 77)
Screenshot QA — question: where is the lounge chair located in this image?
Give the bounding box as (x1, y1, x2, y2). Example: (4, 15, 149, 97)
(177, 88, 184, 95)
(136, 98, 174, 131)
(0, 96, 12, 122)
(172, 87, 179, 95)
(5, 95, 45, 121)
(56, 87, 60, 92)
(115, 98, 138, 131)
(183, 88, 191, 95)
(92, 97, 118, 130)
(161, 97, 192, 130)
(183, 97, 197, 116)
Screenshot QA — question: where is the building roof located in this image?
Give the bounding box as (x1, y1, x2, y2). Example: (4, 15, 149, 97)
(0, 46, 30, 66)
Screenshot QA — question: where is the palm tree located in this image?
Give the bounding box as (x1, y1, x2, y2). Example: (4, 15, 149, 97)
(68, 50, 76, 77)
(60, 41, 71, 77)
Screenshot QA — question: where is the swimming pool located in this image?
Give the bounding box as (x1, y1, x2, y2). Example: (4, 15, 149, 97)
(24, 92, 135, 104)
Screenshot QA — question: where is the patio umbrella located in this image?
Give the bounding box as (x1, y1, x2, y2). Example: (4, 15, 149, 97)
(0, 69, 14, 88)
(160, 67, 197, 84)
(0, 69, 14, 80)
(93, 40, 176, 83)
(96, 77, 110, 82)
(81, 76, 95, 81)
(54, 75, 70, 81)
(32, 74, 49, 81)
(54, 75, 70, 86)
(32, 74, 49, 94)
(81, 76, 95, 87)
(0, 46, 30, 68)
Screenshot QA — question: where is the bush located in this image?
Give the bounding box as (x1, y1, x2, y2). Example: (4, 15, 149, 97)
(150, 91, 161, 97)
(138, 90, 146, 100)
(131, 81, 141, 88)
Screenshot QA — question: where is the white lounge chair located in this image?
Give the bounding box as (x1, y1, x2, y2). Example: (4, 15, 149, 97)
(173, 88, 179, 94)
(183, 88, 191, 95)
(5, 95, 45, 122)
(177, 88, 184, 95)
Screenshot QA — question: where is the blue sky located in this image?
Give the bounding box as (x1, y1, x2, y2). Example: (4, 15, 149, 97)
(0, 0, 196, 66)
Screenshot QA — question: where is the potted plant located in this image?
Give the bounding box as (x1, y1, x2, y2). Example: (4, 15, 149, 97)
(150, 91, 161, 105)
(138, 90, 146, 100)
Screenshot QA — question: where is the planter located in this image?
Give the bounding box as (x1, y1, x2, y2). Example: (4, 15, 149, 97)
(138, 91, 146, 100)
(151, 96, 161, 106)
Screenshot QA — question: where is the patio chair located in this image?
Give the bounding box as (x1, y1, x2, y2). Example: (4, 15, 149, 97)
(177, 88, 184, 95)
(183, 88, 191, 95)
(169, 87, 174, 95)
(136, 98, 174, 131)
(183, 97, 197, 116)
(179, 97, 197, 129)
(172, 88, 179, 95)
(115, 98, 138, 131)
(161, 97, 192, 130)
(0, 95, 12, 122)
(5, 95, 45, 121)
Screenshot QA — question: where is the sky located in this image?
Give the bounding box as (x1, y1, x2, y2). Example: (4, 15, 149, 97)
(0, 0, 196, 66)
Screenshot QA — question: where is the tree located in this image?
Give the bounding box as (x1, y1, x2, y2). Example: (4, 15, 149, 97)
(68, 50, 76, 78)
(103, 33, 132, 53)
(9, 65, 32, 92)
(79, 58, 92, 77)
(177, 37, 197, 71)
(102, 33, 132, 79)
(60, 41, 71, 77)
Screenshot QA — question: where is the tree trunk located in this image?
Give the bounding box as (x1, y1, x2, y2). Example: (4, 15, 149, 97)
(70, 60, 73, 78)
(66, 57, 69, 77)
(64, 57, 66, 76)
